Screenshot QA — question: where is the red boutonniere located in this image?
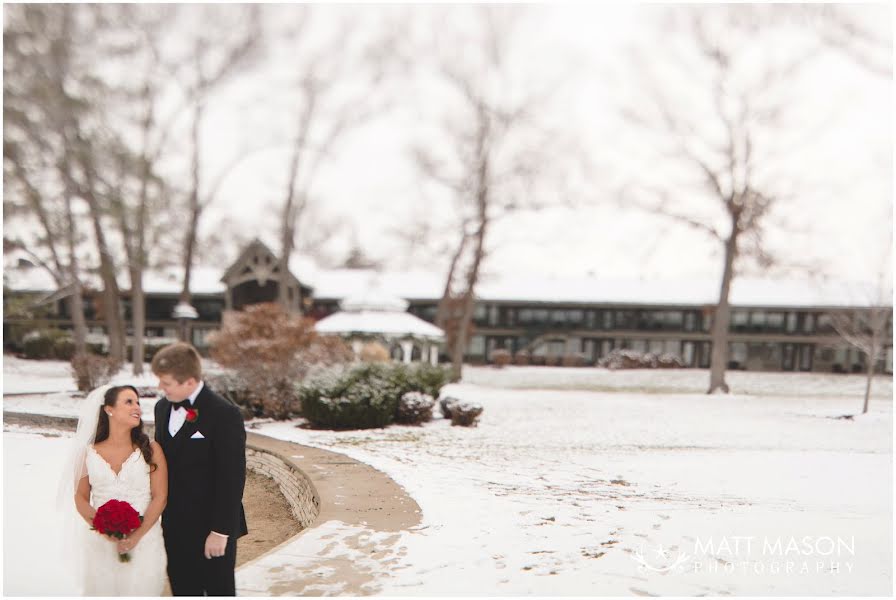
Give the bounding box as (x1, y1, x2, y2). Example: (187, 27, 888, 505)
(185, 408, 199, 423)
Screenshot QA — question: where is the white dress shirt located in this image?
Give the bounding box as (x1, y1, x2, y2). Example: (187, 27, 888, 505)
(168, 380, 204, 438)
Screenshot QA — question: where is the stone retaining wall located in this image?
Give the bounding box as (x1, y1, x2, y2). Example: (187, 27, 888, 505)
(246, 444, 320, 529)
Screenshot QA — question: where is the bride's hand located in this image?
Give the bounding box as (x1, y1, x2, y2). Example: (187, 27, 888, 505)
(117, 535, 140, 554)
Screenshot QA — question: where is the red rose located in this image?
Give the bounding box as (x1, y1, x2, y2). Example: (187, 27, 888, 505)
(92, 499, 143, 562)
(185, 408, 199, 423)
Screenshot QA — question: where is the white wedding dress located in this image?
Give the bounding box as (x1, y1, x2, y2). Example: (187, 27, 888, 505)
(82, 446, 167, 596)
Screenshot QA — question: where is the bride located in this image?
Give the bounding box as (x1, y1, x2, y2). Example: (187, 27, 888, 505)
(59, 384, 168, 595)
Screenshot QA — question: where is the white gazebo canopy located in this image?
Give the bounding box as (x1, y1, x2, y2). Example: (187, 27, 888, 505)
(314, 283, 444, 364)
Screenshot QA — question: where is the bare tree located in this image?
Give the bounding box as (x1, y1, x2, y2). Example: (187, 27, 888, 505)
(102, 5, 186, 374)
(414, 7, 563, 380)
(4, 4, 132, 362)
(828, 283, 892, 415)
(826, 218, 892, 415)
(173, 5, 262, 341)
(612, 5, 862, 393)
(270, 7, 396, 312)
(3, 142, 90, 360)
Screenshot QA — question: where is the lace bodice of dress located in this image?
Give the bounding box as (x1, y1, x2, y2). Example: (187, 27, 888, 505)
(86, 447, 152, 514)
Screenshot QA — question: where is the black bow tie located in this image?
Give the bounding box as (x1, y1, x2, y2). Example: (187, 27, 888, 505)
(174, 403, 192, 411)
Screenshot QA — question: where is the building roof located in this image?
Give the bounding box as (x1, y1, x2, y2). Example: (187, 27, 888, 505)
(4, 250, 887, 309)
(314, 310, 445, 340)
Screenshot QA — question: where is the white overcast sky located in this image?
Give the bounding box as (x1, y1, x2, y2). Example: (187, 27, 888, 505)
(153, 3, 891, 287)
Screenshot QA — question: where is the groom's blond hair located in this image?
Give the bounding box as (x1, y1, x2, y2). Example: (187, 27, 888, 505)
(151, 342, 202, 382)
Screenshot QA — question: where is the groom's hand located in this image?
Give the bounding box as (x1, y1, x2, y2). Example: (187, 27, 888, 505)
(204, 532, 227, 559)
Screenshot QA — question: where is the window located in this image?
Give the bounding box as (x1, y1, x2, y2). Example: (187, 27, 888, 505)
(194, 299, 224, 321)
(815, 314, 834, 334)
(628, 339, 647, 353)
(731, 311, 749, 332)
(505, 307, 516, 326)
(666, 311, 684, 329)
(799, 344, 813, 371)
(800, 313, 814, 334)
(649, 339, 679, 354)
(547, 340, 565, 356)
(684, 312, 696, 332)
(615, 310, 636, 330)
(746, 342, 782, 367)
(682, 341, 695, 365)
(583, 339, 596, 361)
(473, 304, 488, 323)
(146, 298, 179, 321)
(468, 335, 485, 356)
(489, 305, 499, 326)
(785, 312, 798, 333)
(702, 312, 713, 332)
(699, 342, 711, 368)
(729, 342, 747, 367)
(602, 310, 614, 330)
(601, 339, 615, 357)
(585, 310, 596, 329)
(766, 312, 785, 332)
(750, 311, 766, 331)
(782, 344, 795, 370)
(518, 308, 547, 324)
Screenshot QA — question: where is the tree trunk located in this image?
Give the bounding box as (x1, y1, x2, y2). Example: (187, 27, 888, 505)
(707, 223, 739, 394)
(77, 169, 126, 363)
(179, 95, 204, 342)
(130, 273, 146, 374)
(450, 138, 490, 382)
(278, 95, 316, 312)
(862, 353, 874, 414)
(451, 225, 486, 382)
(64, 196, 88, 359)
(129, 87, 155, 376)
(278, 145, 301, 311)
(435, 231, 468, 332)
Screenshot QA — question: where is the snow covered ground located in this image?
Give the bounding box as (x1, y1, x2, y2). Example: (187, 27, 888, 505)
(249, 373, 893, 596)
(3, 358, 893, 595)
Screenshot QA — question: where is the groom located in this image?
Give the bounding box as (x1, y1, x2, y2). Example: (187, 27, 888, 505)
(152, 342, 248, 596)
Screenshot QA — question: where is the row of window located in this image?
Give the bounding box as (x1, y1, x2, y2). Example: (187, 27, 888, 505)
(410, 303, 887, 335)
(54, 295, 891, 338)
(467, 335, 895, 373)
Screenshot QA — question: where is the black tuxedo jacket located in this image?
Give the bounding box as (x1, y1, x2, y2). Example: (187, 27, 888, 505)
(154, 384, 248, 541)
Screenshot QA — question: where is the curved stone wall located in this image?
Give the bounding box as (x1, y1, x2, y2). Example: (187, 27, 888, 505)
(246, 444, 320, 528)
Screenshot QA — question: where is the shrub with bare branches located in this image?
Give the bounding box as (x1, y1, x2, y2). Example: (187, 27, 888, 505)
(491, 349, 511, 368)
(71, 353, 122, 392)
(208, 303, 353, 418)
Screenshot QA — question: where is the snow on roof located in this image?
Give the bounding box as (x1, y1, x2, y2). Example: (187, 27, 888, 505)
(340, 291, 410, 312)
(314, 310, 445, 339)
(142, 267, 226, 295)
(308, 269, 443, 301)
(4, 256, 887, 309)
(309, 269, 887, 309)
(4, 264, 226, 295)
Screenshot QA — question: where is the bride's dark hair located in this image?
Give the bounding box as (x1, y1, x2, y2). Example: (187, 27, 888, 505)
(95, 385, 157, 472)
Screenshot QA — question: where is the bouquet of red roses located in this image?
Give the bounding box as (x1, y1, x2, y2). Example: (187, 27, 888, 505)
(92, 499, 143, 562)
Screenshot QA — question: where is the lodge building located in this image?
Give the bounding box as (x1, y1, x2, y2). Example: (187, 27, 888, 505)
(4, 240, 892, 374)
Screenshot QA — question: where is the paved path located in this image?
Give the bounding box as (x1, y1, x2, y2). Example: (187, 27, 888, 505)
(238, 432, 422, 595)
